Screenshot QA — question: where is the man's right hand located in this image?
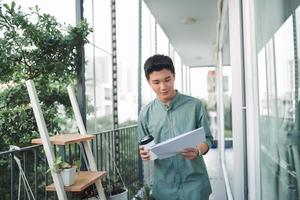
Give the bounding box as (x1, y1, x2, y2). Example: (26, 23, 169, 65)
(139, 146, 150, 160)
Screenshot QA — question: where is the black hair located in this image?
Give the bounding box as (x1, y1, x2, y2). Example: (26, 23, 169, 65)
(143, 54, 175, 80)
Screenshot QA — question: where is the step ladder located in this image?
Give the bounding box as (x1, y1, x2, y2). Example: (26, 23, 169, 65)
(26, 80, 107, 200)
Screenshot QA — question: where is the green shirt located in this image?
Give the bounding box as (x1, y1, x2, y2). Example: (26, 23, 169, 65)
(138, 91, 213, 200)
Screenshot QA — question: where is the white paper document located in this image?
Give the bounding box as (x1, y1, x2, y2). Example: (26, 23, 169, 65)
(150, 127, 206, 160)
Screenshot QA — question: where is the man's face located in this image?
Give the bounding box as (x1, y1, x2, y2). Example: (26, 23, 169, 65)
(148, 69, 176, 103)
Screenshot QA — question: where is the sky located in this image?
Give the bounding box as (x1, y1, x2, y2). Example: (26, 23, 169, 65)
(2, 0, 76, 25)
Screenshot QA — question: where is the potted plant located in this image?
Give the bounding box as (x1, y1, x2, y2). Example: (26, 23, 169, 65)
(49, 156, 80, 186)
(104, 175, 128, 200)
(134, 184, 155, 200)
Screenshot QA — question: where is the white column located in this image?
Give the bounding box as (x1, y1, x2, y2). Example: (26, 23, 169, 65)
(242, 0, 262, 199)
(228, 0, 248, 199)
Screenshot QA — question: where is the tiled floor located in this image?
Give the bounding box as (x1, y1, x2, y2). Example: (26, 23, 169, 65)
(204, 148, 227, 200)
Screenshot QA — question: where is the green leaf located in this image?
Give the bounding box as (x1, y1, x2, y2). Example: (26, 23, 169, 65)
(11, 1, 16, 12)
(3, 4, 10, 11)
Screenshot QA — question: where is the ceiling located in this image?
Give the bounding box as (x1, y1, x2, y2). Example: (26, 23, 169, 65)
(144, 0, 220, 67)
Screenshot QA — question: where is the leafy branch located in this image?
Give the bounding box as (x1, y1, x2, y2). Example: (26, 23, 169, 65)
(0, 1, 92, 150)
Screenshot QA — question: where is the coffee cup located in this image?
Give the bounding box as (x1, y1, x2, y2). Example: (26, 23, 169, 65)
(139, 135, 157, 160)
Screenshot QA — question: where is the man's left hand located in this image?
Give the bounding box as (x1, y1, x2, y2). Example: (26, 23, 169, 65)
(180, 147, 199, 160)
(180, 143, 209, 160)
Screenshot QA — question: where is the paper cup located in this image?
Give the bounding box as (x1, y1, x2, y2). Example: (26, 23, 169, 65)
(139, 135, 157, 160)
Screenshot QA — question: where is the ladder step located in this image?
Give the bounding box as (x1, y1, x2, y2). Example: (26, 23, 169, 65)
(32, 134, 96, 145)
(46, 171, 107, 192)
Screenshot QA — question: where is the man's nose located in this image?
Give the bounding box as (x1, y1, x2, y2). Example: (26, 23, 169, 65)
(160, 82, 167, 89)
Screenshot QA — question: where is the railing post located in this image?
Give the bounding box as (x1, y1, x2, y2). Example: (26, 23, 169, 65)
(34, 150, 38, 199)
(22, 152, 26, 199)
(58, 146, 66, 162)
(111, 0, 120, 173)
(10, 153, 14, 200)
(138, 154, 144, 184)
(45, 158, 48, 200)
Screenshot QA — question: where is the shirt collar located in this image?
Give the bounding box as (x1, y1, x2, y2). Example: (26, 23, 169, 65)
(156, 90, 181, 111)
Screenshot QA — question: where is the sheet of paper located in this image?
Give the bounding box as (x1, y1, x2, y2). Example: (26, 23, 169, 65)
(150, 127, 206, 160)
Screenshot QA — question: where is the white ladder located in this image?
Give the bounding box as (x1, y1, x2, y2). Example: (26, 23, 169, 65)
(26, 80, 106, 200)
(67, 85, 106, 200)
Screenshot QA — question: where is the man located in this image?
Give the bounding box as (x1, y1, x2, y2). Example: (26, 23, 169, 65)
(138, 54, 213, 200)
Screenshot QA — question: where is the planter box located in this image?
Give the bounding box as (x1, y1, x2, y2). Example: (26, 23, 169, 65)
(60, 167, 76, 186)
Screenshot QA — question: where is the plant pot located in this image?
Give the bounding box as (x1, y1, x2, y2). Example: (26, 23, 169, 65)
(109, 188, 128, 200)
(60, 167, 76, 186)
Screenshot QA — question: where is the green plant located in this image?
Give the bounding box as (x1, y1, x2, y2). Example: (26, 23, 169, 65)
(0, 1, 92, 152)
(103, 174, 126, 196)
(101, 154, 128, 196)
(49, 156, 80, 173)
(135, 184, 154, 200)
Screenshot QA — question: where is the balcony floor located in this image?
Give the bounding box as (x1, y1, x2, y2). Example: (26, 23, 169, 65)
(204, 148, 227, 200)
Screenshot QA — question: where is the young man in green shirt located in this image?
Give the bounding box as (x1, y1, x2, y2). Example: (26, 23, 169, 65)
(138, 54, 214, 200)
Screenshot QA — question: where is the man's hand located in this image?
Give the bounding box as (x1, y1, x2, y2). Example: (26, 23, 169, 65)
(180, 143, 209, 160)
(139, 146, 151, 161)
(180, 147, 199, 160)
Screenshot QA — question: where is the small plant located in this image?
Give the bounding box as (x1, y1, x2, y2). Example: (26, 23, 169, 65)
(48, 156, 81, 186)
(135, 184, 154, 200)
(49, 156, 80, 173)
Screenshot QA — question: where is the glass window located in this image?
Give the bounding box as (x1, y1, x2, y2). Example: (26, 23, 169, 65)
(274, 15, 298, 200)
(190, 67, 217, 141)
(84, 0, 111, 50)
(85, 43, 112, 132)
(116, 0, 139, 125)
(258, 48, 268, 116)
(255, 1, 300, 198)
(223, 65, 233, 190)
(84, 0, 113, 132)
(222, 10, 233, 194)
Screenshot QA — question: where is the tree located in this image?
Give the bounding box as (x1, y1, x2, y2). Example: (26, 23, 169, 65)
(0, 1, 91, 150)
(0, 2, 92, 199)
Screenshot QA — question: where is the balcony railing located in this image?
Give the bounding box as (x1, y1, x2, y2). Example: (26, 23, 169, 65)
(0, 125, 142, 199)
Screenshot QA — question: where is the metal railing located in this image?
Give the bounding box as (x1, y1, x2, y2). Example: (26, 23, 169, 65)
(0, 125, 142, 199)
(92, 125, 142, 196)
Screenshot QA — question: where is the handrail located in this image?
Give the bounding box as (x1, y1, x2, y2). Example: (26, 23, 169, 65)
(92, 124, 138, 135)
(0, 144, 42, 156)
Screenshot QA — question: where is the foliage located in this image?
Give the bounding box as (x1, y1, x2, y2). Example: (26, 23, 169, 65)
(119, 119, 137, 128)
(93, 114, 113, 131)
(0, 1, 92, 151)
(134, 184, 155, 200)
(87, 114, 137, 132)
(49, 156, 80, 173)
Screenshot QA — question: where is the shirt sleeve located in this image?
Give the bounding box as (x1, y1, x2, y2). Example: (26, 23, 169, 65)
(198, 101, 214, 149)
(138, 110, 150, 139)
